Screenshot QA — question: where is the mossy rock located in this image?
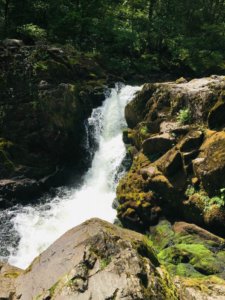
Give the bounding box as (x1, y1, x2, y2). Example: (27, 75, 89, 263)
(116, 153, 163, 230)
(148, 220, 225, 280)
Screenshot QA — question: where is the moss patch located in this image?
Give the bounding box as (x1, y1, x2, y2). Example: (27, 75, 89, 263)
(148, 220, 225, 279)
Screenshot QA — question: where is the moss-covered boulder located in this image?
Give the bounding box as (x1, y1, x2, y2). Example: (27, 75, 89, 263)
(116, 153, 163, 231)
(149, 220, 225, 280)
(117, 76, 225, 235)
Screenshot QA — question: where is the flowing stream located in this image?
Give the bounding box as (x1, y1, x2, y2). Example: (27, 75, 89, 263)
(0, 84, 141, 269)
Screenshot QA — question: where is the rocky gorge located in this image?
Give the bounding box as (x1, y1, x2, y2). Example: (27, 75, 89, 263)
(1, 39, 225, 299)
(118, 76, 225, 236)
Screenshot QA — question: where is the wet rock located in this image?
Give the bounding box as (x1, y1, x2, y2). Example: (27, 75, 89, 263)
(175, 77, 188, 84)
(182, 190, 225, 237)
(1, 218, 225, 299)
(175, 277, 225, 300)
(182, 150, 199, 167)
(122, 128, 133, 144)
(0, 179, 44, 207)
(160, 121, 191, 136)
(118, 76, 225, 235)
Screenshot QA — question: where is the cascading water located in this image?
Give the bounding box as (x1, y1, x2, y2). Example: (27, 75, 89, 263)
(0, 84, 141, 269)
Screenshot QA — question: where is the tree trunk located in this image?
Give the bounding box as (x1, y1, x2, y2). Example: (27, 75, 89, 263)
(4, 0, 10, 36)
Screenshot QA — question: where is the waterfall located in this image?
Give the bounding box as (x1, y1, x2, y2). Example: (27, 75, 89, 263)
(0, 84, 141, 269)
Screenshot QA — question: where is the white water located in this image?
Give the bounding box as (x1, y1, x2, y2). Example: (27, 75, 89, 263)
(8, 84, 141, 269)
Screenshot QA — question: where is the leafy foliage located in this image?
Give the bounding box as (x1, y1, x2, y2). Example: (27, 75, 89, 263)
(17, 23, 47, 43)
(185, 185, 225, 210)
(0, 0, 225, 76)
(177, 109, 192, 125)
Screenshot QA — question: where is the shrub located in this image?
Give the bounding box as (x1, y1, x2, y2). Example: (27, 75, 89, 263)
(177, 108, 192, 124)
(17, 24, 47, 44)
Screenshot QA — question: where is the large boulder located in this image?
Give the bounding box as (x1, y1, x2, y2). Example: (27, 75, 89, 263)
(125, 76, 225, 129)
(13, 218, 177, 300)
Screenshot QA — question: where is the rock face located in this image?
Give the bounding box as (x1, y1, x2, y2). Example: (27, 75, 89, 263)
(13, 218, 178, 300)
(118, 76, 225, 236)
(0, 43, 107, 205)
(1, 218, 225, 300)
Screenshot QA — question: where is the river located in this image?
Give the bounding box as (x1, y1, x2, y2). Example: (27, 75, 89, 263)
(0, 84, 141, 269)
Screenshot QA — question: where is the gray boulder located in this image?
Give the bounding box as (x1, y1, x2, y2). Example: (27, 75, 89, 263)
(14, 218, 176, 300)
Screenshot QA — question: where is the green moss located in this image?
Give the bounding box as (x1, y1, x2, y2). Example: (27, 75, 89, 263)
(186, 186, 225, 212)
(149, 220, 175, 252)
(4, 271, 21, 279)
(140, 126, 148, 135)
(177, 108, 192, 124)
(34, 61, 48, 71)
(158, 243, 209, 263)
(135, 236, 159, 266)
(179, 276, 225, 295)
(158, 243, 222, 277)
(49, 281, 59, 297)
(167, 263, 204, 278)
(100, 257, 111, 269)
(149, 220, 225, 279)
(155, 267, 179, 300)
